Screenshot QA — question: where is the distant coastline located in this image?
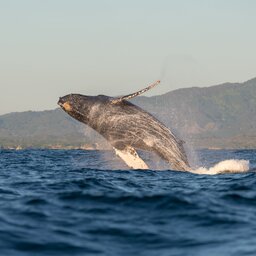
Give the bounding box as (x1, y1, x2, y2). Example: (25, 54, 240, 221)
(1, 78, 256, 150)
(0, 144, 105, 151)
(1, 144, 255, 151)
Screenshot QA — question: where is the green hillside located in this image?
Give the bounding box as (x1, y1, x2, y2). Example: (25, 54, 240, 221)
(0, 78, 255, 149)
(132, 78, 256, 148)
(0, 109, 88, 148)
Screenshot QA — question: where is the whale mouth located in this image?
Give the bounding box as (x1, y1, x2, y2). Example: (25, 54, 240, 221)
(58, 97, 64, 106)
(58, 97, 72, 112)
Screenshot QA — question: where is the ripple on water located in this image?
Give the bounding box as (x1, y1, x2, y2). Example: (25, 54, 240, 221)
(0, 149, 255, 256)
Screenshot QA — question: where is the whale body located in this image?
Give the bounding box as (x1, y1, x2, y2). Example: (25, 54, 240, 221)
(58, 81, 190, 171)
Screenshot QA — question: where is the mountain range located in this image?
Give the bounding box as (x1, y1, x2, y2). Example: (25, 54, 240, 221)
(1, 78, 255, 149)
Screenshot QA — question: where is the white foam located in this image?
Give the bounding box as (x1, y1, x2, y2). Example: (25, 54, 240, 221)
(191, 159, 250, 175)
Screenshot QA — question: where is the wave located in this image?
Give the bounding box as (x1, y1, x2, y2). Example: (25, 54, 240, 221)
(191, 159, 250, 175)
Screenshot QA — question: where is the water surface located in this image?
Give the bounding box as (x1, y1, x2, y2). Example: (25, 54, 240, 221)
(0, 149, 256, 256)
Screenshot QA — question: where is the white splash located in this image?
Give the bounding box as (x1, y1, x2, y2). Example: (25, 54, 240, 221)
(191, 159, 250, 175)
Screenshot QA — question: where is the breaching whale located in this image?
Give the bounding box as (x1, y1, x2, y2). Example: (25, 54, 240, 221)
(58, 81, 190, 171)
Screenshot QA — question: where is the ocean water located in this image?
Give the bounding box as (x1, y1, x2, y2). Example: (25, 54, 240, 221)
(0, 149, 256, 256)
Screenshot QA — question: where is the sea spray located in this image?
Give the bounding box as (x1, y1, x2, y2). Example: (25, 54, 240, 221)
(191, 159, 250, 175)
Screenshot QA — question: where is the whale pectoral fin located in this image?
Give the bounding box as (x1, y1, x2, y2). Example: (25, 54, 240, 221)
(111, 80, 160, 104)
(113, 146, 149, 170)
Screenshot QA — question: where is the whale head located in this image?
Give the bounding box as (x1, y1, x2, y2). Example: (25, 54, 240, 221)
(58, 94, 94, 124)
(58, 94, 110, 124)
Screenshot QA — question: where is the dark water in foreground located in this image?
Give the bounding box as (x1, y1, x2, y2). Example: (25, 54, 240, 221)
(0, 149, 256, 256)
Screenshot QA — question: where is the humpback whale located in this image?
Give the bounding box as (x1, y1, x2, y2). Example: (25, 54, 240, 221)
(58, 81, 190, 171)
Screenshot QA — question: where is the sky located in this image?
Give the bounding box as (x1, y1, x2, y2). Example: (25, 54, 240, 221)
(0, 0, 256, 114)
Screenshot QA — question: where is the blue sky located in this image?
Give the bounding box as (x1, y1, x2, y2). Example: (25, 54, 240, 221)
(0, 0, 256, 114)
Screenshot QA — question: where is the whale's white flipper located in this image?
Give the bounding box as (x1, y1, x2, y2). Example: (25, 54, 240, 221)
(111, 80, 160, 104)
(114, 146, 148, 169)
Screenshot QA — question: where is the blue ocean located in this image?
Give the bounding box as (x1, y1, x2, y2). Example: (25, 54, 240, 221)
(0, 149, 256, 256)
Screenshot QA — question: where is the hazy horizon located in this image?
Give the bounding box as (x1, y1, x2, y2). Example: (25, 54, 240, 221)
(1, 0, 256, 115)
(1, 76, 255, 115)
